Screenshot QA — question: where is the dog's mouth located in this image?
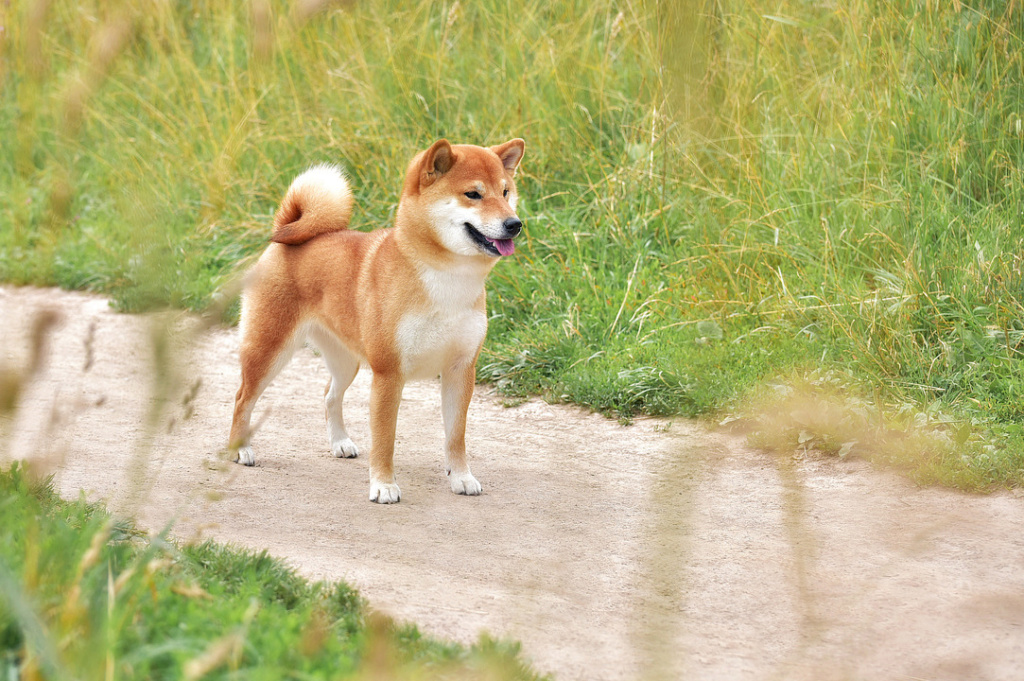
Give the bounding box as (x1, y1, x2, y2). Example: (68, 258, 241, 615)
(464, 223, 515, 257)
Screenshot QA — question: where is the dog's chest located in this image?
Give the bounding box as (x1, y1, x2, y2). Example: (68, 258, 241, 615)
(395, 266, 488, 379)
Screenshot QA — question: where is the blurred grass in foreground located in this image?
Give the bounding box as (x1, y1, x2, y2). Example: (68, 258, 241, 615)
(0, 463, 544, 680)
(2, 0, 1023, 489)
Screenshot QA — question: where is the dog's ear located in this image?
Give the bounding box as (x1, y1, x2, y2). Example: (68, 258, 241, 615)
(421, 139, 455, 187)
(490, 138, 525, 175)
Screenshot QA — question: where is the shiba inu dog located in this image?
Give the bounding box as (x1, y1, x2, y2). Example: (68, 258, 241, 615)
(229, 138, 525, 503)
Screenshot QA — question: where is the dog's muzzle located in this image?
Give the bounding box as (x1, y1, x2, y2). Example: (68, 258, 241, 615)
(465, 217, 522, 257)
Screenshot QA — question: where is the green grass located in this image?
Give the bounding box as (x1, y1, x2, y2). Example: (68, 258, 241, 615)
(2, 0, 1024, 489)
(0, 463, 544, 680)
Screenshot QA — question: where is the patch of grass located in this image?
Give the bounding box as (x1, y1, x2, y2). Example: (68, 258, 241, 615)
(2, 0, 1024, 488)
(0, 462, 546, 680)
(732, 368, 1024, 490)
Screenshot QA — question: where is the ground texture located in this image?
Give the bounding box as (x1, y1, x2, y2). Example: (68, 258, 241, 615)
(3, 286, 1023, 680)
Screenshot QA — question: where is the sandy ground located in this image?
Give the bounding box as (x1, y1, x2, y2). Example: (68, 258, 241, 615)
(3, 285, 1024, 680)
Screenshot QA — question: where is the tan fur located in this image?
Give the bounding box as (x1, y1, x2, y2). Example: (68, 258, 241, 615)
(271, 164, 355, 244)
(229, 139, 526, 503)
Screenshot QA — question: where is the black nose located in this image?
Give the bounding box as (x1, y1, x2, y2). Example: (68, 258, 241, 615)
(502, 217, 522, 237)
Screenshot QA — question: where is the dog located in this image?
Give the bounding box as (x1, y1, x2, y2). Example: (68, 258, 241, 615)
(229, 138, 525, 503)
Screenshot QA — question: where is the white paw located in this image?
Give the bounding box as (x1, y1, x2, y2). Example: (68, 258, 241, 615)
(331, 437, 360, 459)
(369, 479, 402, 504)
(236, 446, 255, 466)
(448, 470, 482, 496)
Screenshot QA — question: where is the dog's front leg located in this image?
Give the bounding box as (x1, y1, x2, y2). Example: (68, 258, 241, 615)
(368, 370, 404, 503)
(441, 358, 482, 496)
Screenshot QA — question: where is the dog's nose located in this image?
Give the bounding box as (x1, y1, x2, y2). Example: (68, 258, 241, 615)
(502, 217, 522, 237)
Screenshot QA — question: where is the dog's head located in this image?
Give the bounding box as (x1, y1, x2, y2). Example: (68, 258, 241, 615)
(399, 138, 525, 259)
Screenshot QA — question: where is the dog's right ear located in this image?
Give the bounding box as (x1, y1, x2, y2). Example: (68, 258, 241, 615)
(420, 139, 455, 188)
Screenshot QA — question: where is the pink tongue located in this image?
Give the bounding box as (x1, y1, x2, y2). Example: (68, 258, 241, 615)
(492, 238, 515, 256)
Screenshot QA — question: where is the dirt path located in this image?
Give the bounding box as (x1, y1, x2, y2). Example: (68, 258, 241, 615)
(3, 285, 1024, 680)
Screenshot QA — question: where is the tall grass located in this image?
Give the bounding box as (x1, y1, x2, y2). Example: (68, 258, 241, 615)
(2, 0, 1023, 488)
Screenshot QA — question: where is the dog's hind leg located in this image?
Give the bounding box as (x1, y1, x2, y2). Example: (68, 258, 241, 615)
(308, 325, 360, 458)
(229, 307, 304, 466)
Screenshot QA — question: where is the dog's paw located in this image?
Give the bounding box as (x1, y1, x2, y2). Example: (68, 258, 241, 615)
(369, 480, 402, 504)
(236, 446, 255, 466)
(449, 471, 482, 496)
(331, 437, 360, 459)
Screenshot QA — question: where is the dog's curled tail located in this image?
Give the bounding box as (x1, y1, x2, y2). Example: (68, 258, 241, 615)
(271, 164, 353, 245)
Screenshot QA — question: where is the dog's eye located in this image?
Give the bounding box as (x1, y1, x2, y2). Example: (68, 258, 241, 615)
(503, 188, 509, 197)
(464, 191, 482, 200)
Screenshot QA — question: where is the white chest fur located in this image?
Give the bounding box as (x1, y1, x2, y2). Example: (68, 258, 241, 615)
(395, 263, 490, 380)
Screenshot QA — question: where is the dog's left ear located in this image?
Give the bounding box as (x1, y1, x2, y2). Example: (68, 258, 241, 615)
(490, 138, 525, 175)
